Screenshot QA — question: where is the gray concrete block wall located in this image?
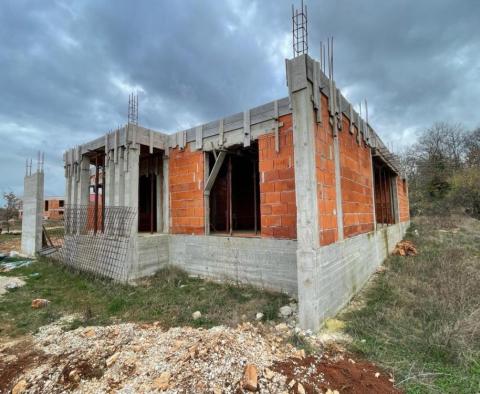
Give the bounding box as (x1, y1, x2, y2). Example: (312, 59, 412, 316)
(169, 235, 298, 295)
(130, 234, 169, 279)
(313, 221, 410, 322)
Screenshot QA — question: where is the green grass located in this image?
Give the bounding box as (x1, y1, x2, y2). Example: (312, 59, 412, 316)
(342, 216, 480, 393)
(0, 232, 20, 243)
(0, 258, 289, 337)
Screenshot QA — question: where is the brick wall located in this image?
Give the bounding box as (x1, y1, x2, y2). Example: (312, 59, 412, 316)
(44, 198, 64, 220)
(397, 177, 410, 222)
(315, 95, 338, 246)
(338, 117, 375, 238)
(169, 144, 205, 235)
(258, 114, 297, 239)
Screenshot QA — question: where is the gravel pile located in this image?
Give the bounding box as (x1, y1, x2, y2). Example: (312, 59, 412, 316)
(7, 320, 303, 393)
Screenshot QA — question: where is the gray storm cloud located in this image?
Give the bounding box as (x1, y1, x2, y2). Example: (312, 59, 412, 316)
(1, 0, 479, 196)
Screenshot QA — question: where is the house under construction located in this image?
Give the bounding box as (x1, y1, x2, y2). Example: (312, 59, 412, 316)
(59, 10, 410, 330)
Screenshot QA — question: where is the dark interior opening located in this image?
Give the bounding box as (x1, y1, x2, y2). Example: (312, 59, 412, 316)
(138, 145, 162, 233)
(45, 200, 49, 211)
(209, 142, 261, 235)
(87, 149, 105, 234)
(373, 156, 396, 225)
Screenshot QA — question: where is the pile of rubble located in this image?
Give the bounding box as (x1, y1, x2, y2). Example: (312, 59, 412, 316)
(1, 313, 400, 394)
(393, 240, 418, 256)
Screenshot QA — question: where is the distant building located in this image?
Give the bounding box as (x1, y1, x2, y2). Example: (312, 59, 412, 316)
(19, 196, 65, 220)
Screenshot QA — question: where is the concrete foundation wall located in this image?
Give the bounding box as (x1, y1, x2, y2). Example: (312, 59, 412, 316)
(312, 220, 410, 323)
(131, 234, 170, 279)
(169, 235, 298, 295)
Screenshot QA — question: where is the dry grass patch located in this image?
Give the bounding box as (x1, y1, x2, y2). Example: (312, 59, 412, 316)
(343, 215, 480, 393)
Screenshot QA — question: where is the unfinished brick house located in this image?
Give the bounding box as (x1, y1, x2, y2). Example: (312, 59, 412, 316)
(62, 52, 410, 330)
(19, 196, 65, 220)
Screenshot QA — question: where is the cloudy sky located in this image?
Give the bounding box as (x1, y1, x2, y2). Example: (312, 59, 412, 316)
(1, 0, 479, 197)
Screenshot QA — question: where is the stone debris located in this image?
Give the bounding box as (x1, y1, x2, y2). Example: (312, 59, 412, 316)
(297, 382, 306, 394)
(242, 364, 257, 391)
(0, 318, 403, 394)
(31, 298, 50, 309)
(255, 312, 264, 321)
(152, 371, 171, 391)
(192, 310, 202, 320)
(393, 240, 417, 256)
(12, 379, 27, 394)
(0, 276, 25, 296)
(279, 305, 293, 317)
(1, 321, 302, 393)
(264, 367, 274, 380)
(105, 352, 119, 367)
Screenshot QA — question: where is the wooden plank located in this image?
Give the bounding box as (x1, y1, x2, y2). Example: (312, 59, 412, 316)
(204, 151, 227, 193)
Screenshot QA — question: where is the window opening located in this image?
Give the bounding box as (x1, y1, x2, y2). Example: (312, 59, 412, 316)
(207, 143, 260, 236)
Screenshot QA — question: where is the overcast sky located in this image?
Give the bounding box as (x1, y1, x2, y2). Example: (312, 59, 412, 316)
(1, 0, 479, 198)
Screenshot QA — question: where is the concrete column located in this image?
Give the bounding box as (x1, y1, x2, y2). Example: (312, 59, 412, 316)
(71, 163, 79, 207)
(156, 157, 163, 232)
(162, 155, 170, 233)
(65, 169, 72, 207)
(104, 151, 115, 207)
(369, 153, 377, 231)
(21, 170, 44, 256)
(114, 148, 125, 206)
(287, 55, 322, 330)
(124, 144, 140, 233)
(333, 136, 344, 240)
(78, 155, 90, 206)
(391, 175, 400, 224)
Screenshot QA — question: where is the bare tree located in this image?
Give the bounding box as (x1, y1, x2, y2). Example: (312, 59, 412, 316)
(402, 122, 480, 217)
(465, 127, 480, 168)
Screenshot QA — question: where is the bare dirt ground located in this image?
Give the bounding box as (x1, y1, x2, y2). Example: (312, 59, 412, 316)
(0, 235, 21, 254)
(0, 319, 399, 394)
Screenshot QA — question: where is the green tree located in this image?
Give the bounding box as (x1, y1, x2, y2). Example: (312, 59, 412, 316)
(1, 192, 20, 233)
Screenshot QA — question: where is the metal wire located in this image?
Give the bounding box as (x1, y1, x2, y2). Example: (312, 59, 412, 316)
(292, 0, 308, 57)
(47, 204, 137, 281)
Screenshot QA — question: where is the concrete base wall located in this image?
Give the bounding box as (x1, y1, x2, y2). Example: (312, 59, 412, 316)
(59, 221, 408, 329)
(130, 234, 170, 280)
(312, 221, 410, 323)
(169, 235, 298, 295)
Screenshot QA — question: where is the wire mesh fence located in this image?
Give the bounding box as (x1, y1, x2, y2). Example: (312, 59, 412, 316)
(44, 204, 137, 281)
